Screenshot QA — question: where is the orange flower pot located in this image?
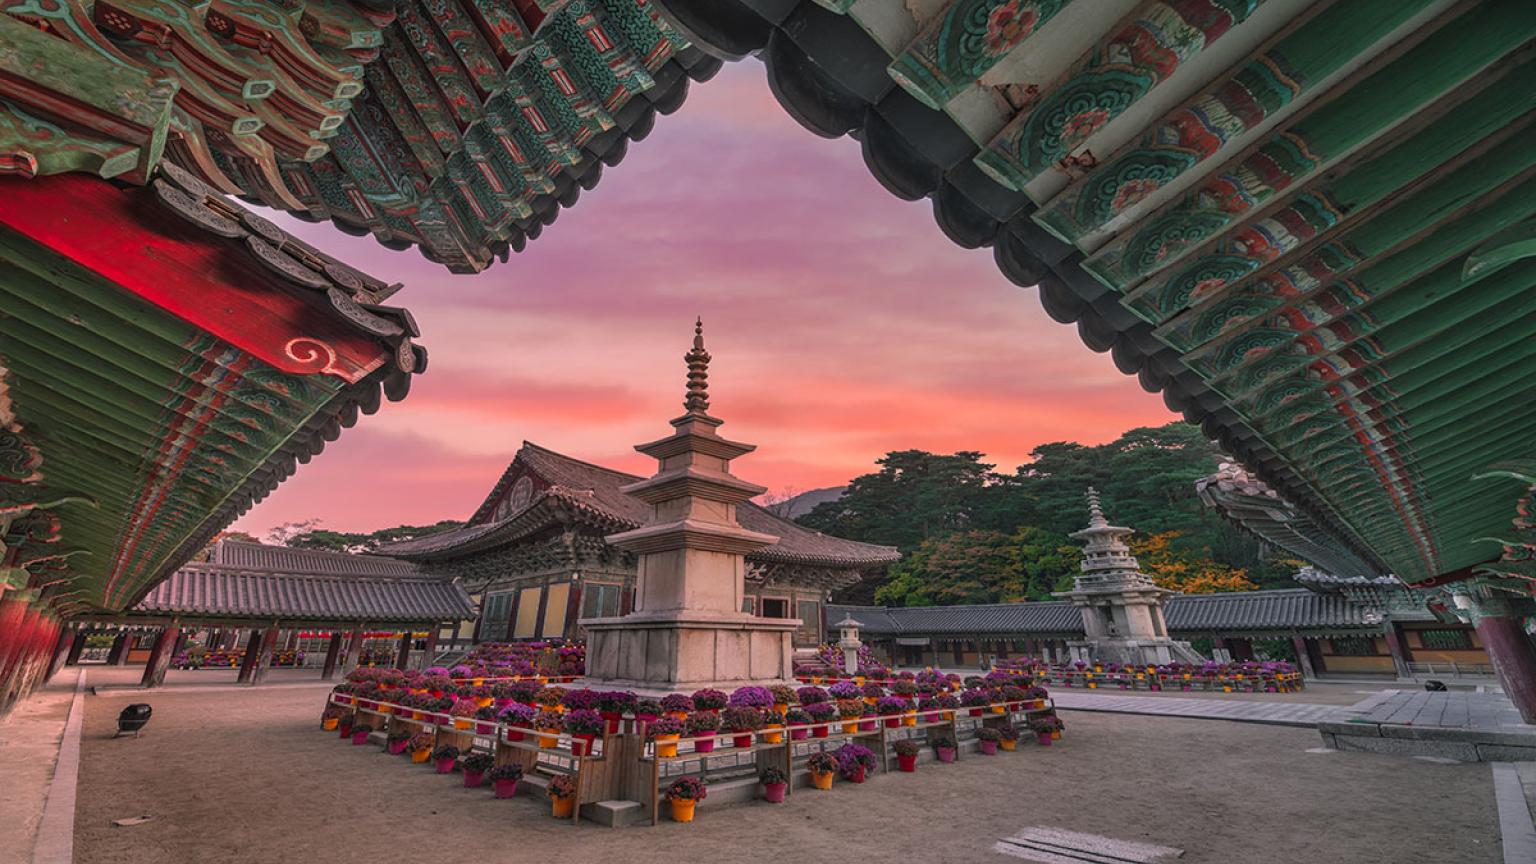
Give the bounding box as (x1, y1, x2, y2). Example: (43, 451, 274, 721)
(654, 735, 679, 758)
(841, 721, 859, 735)
(453, 718, 472, 730)
(670, 799, 696, 823)
(551, 796, 575, 819)
(410, 749, 431, 763)
(322, 718, 339, 731)
(761, 727, 783, 745)
(999, 739, 1017, 751)
(902, 715, 917, 727)
(810, 771, 833, 790)
(990, 705, 1005, 714)
(538, 729, 560, 749)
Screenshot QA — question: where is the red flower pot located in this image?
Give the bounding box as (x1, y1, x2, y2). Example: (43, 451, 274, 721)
(922, 712, 940, 723)
(848, 765, 866, 784)
(1036, 732, 1053, 746)
(883, 718, 900, 729)
(475, 721, 496, 735)
(463, 770, 485, 788)
(979, 740, 998, 755)
(732, 733, 752, 749)
(434, 757, 456, 774)
(897, 753, 917, 773)
(387, 739, 409, 755)
(763, 782, 787, 803)
(601, 712, 621, 735)
(337, 725, 353, 739)
(506, 730, 525, 742)
(694, 733, 715, 754)
(790, 727, 809, 741)
(351, 731, 370, 745)
(493, 779, 519, 799)
(858, 720, 876, 733)
(936, 747, 956, 763)
(812, 726, 829, 739)
(968, 708, 983, 717)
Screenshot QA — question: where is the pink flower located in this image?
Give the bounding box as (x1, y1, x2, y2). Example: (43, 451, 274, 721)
(984, 2, 1039, 56)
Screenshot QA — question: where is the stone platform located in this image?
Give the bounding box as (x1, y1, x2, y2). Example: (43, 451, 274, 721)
(1319, 690, 1536, 762)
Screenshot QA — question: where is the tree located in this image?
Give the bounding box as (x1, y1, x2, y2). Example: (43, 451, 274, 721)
(873, 526, 1079, 607)
(800, 450, 996, 551)
(1132, 531, 1260, 594)
(280, 520, 465, 554)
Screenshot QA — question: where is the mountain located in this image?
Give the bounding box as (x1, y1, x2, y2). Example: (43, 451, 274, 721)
(762, 486, 846, 519)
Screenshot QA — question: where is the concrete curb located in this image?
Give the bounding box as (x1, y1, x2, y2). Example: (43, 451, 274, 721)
(31, 669, 85, 864)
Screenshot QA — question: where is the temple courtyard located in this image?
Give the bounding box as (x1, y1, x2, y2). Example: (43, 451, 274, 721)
(4, 668, 1522, 864)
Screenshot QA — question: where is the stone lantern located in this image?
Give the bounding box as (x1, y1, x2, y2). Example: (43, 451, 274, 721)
(835, 615, 863, 675)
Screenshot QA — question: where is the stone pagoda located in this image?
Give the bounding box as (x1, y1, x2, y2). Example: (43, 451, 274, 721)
(1059, 489, 1200, 666)
(580, 321, 797, 690)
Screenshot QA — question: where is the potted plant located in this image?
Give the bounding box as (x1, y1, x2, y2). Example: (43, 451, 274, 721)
(535, 686, 566, 709)
(548, 774, 577, 819)
(827, 680, 861, 701)
(460, 751, 494, 787)
(761, 710, 786, 744)
(498, 703, 536, 741)
(806, 702, 836, 738)
(507, 679, 540, 704)
(933, 735, 957, 763)
(998, 724, 1020, 751)
(976, 726, 1001, 755)
(833, 743, 876, 783)
(665, 775, 707, 823)
(595, 690, 637, 734)
(408, 732, 434, 763)
(534, 709, 563, 749)
(1030, 715, 1063, 745)
(860, 682, 884, 704)
(660, 693, 694, 720)
(806, 752, 836, 789)
(769, 684, 797, 714)
(690, 688, 728, 713)
(795, 685, 829, 706)
(687, 712, 719, 753)
(835, 699, 864, 735)
(473, 704, 500, 735)
(760, 766, 788, 803)
(648, 716, 685, 758)
(562, 709, 604, 755)
(431, 744, 460, 773)
(321, 706, 345, 731)
(894, 738, 920, 772)
(728, 685, 774, 710)
(489, 763, 523, 799)
(720, 706, 762, 749)
(875, 695, 909, 728)
(891, 679, 918, 700)
(350, 722, 374, 745)
(336, 711, 354, 739)
(959, 688, 990, 717)
(635, 698, 663, 725)
(387, 728, 412, 755)
(786, 708, 812, 741)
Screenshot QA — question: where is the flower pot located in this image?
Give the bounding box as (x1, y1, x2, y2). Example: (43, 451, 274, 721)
(847, 765, 866, 784)
(388, 739, 409, 755)
(1036, 732, 1053, 746)
(967, 708, 983, 718)
(453, 718, 472, 730)
(936, 747, 956, 763)
(858, 720, 876, 733)
(551, 796, 576, 819)
(841, 721, 859, 735)
(493, 778, 519, 799)
(897, 753, 917, 772)
(902, 714, 917, 727)
(475, 696, 493, 708)
(999, 739, 1017, 751)
(809, 771, 833, 790)
(351, 731, 371, 745)
(922, 712, 940, 724)
(654, 734, 680, 758)
(434, 757, 456, 773)
(667, 711, 688, 722)
(537, 729, 559, 749)
(789, 727, 809, 741)
(883, 717, 900, 729)
(475, 721, 496, 735)
(463, 770, 486, 788)
(411, 749, 431, 763)
(506, 730, 525, 743)
(762, 726, 783, 744)
(773, 703, 788, 716)
(1052, 731, 1061, 740)
(979, 740, 998, 755)
(762, 782, 787, 803)
(322, 718, 339, 731)
(571, 733, 596, 756)
(670, 799, 696, 823)
(990, 705, 1006, 715)
(812, 726, 829, 739)
(731, 733, 753, 749)
(694, 735, 716, 754)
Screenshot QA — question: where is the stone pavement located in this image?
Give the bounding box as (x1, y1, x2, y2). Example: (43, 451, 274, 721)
(1320, 690, 1536, 762)
(1050, 690, 1348, 728)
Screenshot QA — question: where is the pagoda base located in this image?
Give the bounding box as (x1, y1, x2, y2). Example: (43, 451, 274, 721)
(580, 613, 797, 692)
(1067, 638, 1204, 667)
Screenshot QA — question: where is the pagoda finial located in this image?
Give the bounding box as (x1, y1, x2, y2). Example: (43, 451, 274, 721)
(683, 317, 711, 415)
(1086, 487, 1108, 528)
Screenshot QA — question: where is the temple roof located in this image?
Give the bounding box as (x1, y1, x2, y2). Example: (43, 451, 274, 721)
(653, 0, 1536, 589)
(2, 0, 720, 272)
(134, 546, 473, 624)
(0, 168, 424, 615)
(379, 442, 901, 568)
(831, 588, 1379, 638)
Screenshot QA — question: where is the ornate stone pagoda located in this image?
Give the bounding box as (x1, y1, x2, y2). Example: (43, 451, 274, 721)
(580, 321, 798, 690)
(1059, 489, 1199, 666)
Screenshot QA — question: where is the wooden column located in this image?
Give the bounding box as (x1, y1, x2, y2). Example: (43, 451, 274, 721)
(64, 630, 87, 666)
(236, 628, 264, 684)
(320, 632, 345, 680)
(341, 624, 365, 673)
(393, 631, 412, 670)
(423, 625, 439, 667)
(1290, 636, 1317, 678)
(248, 625, 279, 685)
(1474, 613, 1536, 725)
(140, 620, 179, 688)
(1229, 638, 1255, 661)
(45, 626, 74, 682)
(564, 581, 582, 641)
(105, 633, 129, 665)
(113, 634, 133, 666)
(1382, 622, 1413, 679)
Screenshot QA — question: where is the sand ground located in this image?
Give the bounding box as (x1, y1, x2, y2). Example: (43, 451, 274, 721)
(67, 673, 1497, 864)
(0, 668, 79, 863)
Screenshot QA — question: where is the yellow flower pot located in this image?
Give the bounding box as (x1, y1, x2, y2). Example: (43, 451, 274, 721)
(990, 705, 1005, 714)
(551, 796, 575, 819)
(902, 714, 917, 727)
(411, 749, 431, 763)
(669, 798, 696, 823)
(453, 718, 472, 730)
(322, 718, 339, 731)
(538, 729, 560, 748)
(999, 739, 1017, 751)
(654, 734, 679, 758)
(841, 721, 859, 734)
(762, 727, 784, 744)
(475, 697, 493, 708)
(810, 771, 833, 790)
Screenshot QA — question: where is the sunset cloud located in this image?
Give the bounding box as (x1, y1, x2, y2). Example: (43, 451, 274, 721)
(234, 63, 1176, 537)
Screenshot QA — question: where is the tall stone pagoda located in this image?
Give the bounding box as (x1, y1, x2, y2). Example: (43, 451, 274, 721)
(1060, 489, 1199, 666)
(581, 321, 797, 689)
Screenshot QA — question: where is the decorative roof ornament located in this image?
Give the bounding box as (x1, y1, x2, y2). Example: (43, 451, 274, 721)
(1069, 488, 1156, 591)
(683, 317, 711, 416)
(1085, 486, 1109, 529)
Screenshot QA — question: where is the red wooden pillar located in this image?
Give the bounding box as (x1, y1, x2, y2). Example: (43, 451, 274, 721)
(114, 633, 133, 666)
(393, 631, 412, 670)
(140, 619, 179, 688)
(64, 629, 87, 666)
(105, 633, 129, 665)
(1475, 613, 1536, 724)
(248, 625, 279, 685)
(320, 632, 344, 680)
(45, 625, 74, 682)
(1382, 622, 1413, 678)
(1229, 638, 1255, 661)
(422, 625, 439, 667)
(236, 628, 264, 683)
(563, 581, 582, 641)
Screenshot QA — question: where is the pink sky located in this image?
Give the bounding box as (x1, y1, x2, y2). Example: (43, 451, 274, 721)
(234, 63, 1178, 538)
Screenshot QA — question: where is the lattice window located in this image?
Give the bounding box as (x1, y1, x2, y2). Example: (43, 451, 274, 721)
(1418, 629, 1473, 650)
(1330, 636, 1377, 656)
(580, 583, 622, 619)
(479, 592, 511, 642)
